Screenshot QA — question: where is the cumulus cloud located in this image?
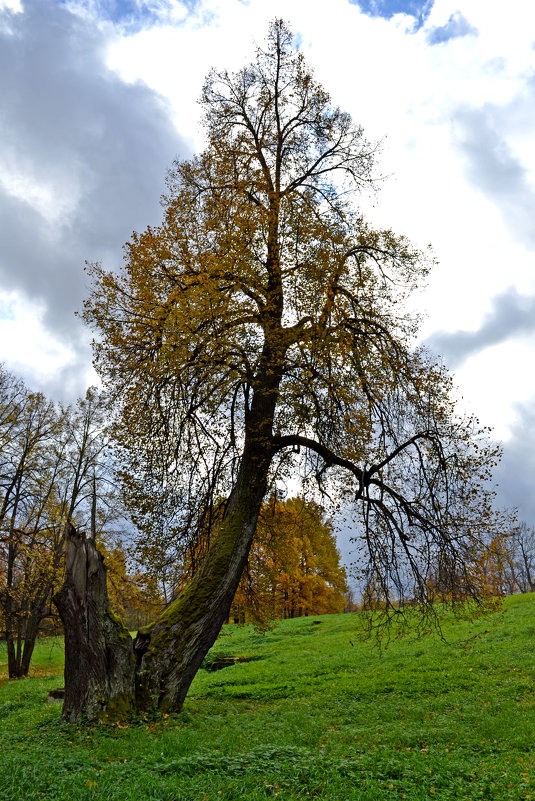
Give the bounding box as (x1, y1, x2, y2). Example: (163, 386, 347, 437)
(425, 287, 535, 368)
(426, 11, 477, 44)
(0, 0, 189, 398)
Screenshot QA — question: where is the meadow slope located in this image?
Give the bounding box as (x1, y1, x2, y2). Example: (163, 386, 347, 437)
(1, 594, 534, 800)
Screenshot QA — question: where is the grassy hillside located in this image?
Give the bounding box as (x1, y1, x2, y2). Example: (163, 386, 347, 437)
(1, 594, 535, 800)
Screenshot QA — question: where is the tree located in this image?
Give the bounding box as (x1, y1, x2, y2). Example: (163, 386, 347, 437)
(231, 496, 347, 624)
(0, 367, 115, 678)
(100, 539, 164, 630)
(79, 20, 501, 722)
(0, 369, 63, 678)
(500, 522, 535, 595)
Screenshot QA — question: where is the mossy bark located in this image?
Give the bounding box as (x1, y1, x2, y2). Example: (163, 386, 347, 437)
(54, 381, 279, 721)
(134, 441, 271, 713)
(53, 524, 136, 723)
(134, 362, 281, 713)
(58, 289, 284, 720)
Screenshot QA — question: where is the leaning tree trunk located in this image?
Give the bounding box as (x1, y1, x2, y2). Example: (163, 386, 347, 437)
(52, 441, 273, 721)
(54, 367, 281, 720)
(20, 586, 54, 677)
(53, 523, 136, 722)
(132, 356, 283, 714)
(16, 602, 45, 678)
(134, 437, 272, 713)
(5, 603, 19, 679)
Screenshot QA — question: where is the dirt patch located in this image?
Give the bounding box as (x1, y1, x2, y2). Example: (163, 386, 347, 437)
(202, 654, 254, 671)
(47, 688, 65, 703)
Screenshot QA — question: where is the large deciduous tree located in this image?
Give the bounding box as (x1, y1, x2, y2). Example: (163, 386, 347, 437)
(0, 368, 60, 678)
(231, 496, 348, 624)
(80, 20, 501, 722)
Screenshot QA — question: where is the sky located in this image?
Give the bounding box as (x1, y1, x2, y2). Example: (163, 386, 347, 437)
(1, 0, 535, 533)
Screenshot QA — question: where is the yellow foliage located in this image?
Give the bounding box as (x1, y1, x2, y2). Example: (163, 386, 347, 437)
(232, 496, 348, 624)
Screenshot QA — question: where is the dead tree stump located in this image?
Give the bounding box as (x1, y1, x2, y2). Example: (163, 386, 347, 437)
(53, 524, 135, 722)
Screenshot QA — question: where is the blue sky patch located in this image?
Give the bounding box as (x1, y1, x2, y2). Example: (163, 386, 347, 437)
(0, 301, 15, 321)
(56, 0, 199, 29)
(351, 0, 434, 30)
(427, 12, 478, 45)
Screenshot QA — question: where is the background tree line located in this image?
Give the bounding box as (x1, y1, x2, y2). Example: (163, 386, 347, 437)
(3, 352, 535, 681)
(0, 367, 107, 677)
(0, 364, 351, 677)
(0, 367, 159, 677)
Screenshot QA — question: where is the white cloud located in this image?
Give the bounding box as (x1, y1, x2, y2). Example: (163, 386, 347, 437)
(0, 0, 190, 400)
(0, 290, 76, 378)
(453, 339, 535, 442)
(2, 0, 535, 515)
(0, 158, 81, 229)
(0, 0, 21, 10)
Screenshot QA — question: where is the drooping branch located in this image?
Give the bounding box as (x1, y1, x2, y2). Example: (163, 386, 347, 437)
(365, 432, 445, 481)
(272, 433, 365, 490)
(272, 430, 446, 499)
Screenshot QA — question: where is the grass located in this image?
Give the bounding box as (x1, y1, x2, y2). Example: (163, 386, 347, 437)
(0, 636, 65, 686)
(1, 594, 535, 799)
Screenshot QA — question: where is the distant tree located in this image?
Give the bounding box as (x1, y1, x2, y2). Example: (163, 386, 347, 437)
(343, 588, 358, 614)
(230, 496, 347, 624)
(0, 367, 113, 678)
(100, 539, 164, 630)
(0, 370, 63, 677)
(419, 530, 511, 605)
(502, 522, 535, 594)
(474, 533, 511, 597)
(79, 20, 502, 722)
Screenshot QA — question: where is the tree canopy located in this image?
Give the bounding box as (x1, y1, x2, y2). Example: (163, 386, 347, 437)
(77, 20, 503, 719)
(232, 496, 348, 624)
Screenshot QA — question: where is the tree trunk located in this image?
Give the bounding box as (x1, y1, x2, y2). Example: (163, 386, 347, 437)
(53, 355, 281, 721)
(53, 524, 136, 723)
(5, 540, 19, 678)
(5, 600, 21, 679)
(134, 441, 271, 713)
(130, 342, 282, 714)
(15, 620, 23, 674)
(20, 598, 49, 677)
(6, 631, 18, 679)
(50, 448, 272, 721)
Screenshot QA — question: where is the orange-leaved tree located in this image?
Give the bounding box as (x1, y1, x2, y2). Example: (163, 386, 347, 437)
(231, 496, 347, 624)
(99, 539, 164, 631)
(73, 20, 503, 722)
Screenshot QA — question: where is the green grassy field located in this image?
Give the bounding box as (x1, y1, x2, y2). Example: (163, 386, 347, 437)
(1, 594, 534, 800)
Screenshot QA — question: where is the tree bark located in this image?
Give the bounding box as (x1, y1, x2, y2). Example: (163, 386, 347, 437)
(53, 524, 136, 722)
(130, 327, 283, 714)
(134, 438, 272, 713)
(20, 596, 50, 677)
(53, 389, 277, 721)
(5, 539, 19, 678)
(5, 609, 18, 679)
